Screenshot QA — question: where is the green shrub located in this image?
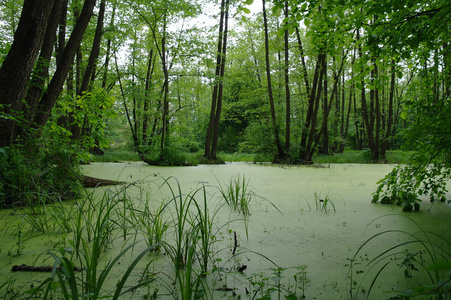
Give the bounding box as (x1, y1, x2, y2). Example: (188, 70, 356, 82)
(0, 144, 82, 208)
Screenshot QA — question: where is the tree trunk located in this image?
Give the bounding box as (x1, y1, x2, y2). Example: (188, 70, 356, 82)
(320, 54, 329, 154)
(263, 0, 285, 162)
(299, 53, 324, 163)
(210, 0, 230, 160)
(160, 13, 170, 159)
(205, 0, 228, 161)
(33, 0, 97, 131)
(284, 1, 291, 155)
(25, 1, 63, 123)
(0, 0, 55, 147)
(381, 59, 395, 157)
(143, 49, 155, 144)
(72, 0, 106, 141)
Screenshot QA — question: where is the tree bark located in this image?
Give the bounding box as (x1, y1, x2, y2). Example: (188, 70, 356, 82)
(299, 53, 324, 162)
(33, 0, 97, 131)
(263, 0, 285, 162)
(210, 0, 230, 160)
(284, 1, 291, 154)
(25, 0, 63, 123)
(205, 0, 228, 161)
(143, 49, 155, 144)
(72, 0, 105, 141)
(0, 0, 55, 147)
(381, 59, 395, 157)
(295, 27, 310, 97)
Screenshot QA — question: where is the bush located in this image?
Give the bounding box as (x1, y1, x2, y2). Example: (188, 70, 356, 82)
(0, 144, 82, 208)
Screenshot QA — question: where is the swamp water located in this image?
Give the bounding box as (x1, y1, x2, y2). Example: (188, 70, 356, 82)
(0, 162, 450, 299)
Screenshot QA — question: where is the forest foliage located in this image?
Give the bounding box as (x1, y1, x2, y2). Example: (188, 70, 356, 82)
(0, 0, 450, 208)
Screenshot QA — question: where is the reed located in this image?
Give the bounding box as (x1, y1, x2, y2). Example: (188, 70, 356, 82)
(134, 195, 170, 253)
(216, 174, 253, 216)
(313, 191, 336, 213)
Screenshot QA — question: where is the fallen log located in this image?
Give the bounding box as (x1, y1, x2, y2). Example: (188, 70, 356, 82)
(11, 264, 83, 272)
(82, 175, 125, 188)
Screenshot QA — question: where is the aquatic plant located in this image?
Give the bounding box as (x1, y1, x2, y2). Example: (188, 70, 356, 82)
(313, 191, 336, 213)
(159, 177, 217, 299)
(293, 265, 309, 299)
(45, 243, 155, 300)
(350, 215, 451, 299)
(217, 174, 253, 216)
(133, 195, 170, 253)
(8, 220, 25, 257)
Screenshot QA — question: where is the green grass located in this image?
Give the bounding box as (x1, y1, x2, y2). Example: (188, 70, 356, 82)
(314, 150, 414, 164)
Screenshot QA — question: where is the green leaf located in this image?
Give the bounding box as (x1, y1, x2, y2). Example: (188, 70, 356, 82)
(300, 3, 308, 11)
(400, 111, 408, 120)
(241, 7, 251, 14)
(304, 18, 311, 27)
(243, 0, 253, 5)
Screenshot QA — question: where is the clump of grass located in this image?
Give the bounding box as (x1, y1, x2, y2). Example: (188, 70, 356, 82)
(217, 174, 254, 216)
(159, 177, 222, 299)
(313, 191, 336, 213)
(133, 196, 170, 253)
(350, 215, 451, 299)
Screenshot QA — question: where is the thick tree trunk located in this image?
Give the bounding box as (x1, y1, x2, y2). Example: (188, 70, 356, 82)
(25, 1, 63, 123)
(33, 0, 97, 131)
(0, 0, 55, 147)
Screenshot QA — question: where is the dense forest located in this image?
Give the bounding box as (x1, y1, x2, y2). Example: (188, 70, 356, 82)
(0, 0, 450, 208)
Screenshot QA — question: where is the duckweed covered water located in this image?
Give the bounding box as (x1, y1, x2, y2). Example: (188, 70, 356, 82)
(1, 162, 450, 299)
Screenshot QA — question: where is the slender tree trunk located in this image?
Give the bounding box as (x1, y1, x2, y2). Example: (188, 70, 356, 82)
(320, 54, 328, 154)
(303, 55, 325, 162)
(160, 13, 170, 159)
(357, 29, 375, 157)
(300, 53, 323, 162)
(114, 51, 138, 149)
(263, 0, 285, 161)
(72, 0, 105, 141)
(381, 59, 395, 157)
(205, 0, 228, 161)
(284, 1, 291, 154)
(295, 27, 310, 97)
(211, 0, 229, 160)
(143, 49, 155, 144)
